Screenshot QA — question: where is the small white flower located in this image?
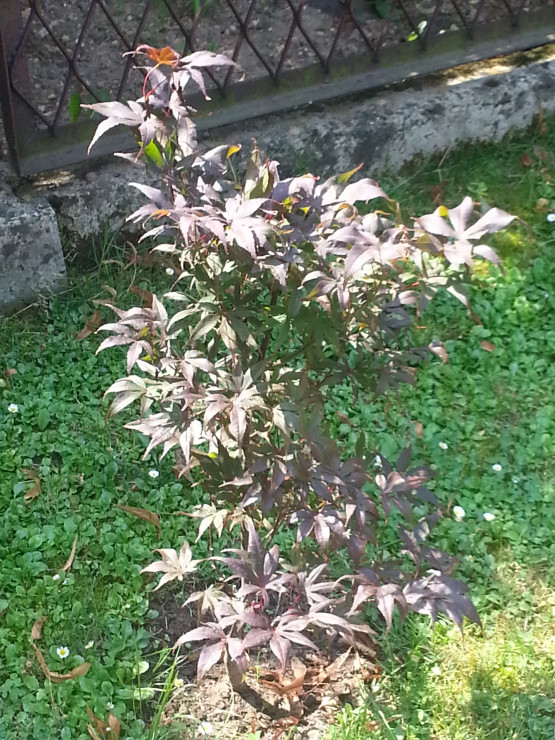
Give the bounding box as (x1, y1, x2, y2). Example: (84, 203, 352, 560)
(438, 441, 448, 450)
(465, 555, 473, 561)
(492, 463, 502, 472)
(165, 267, 175, 276)
(106, 701, 114, 710)
(197, 722, 214, 737)
(148, 469, 160, 479)
(452, 505, 465, 521)
(56, 646, 70, 659)
(85, 640, 94, 649)
(483, 512, 496, 522)
(62, 579, 68, 585)
(512, 476, 519, 484)
(431, 665, 441, 676)
(374, 455, 382, 468)
(7, 403, 18, 414)
(174, 678, 184, 689)
(52, 573, 60, 581)
(546, 213, 555, 223)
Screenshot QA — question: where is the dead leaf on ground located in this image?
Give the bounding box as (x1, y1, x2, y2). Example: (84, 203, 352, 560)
(315, 649, 352, 685)
(535, 197, 550, 212)
(32, 643, 91, 683)
(429, 340, 449, 365)
(61, 537, 78, 572)
(21, 468, 41, 503)
(101, 285, 117, 299)
(430, 180, 449, 205)
(481, 340, 496, 352)
(76, 310, 103, 340)
(129, 285, 154, 307)
(115, 505, 161, 539)
(87, 708, 121, 740)
(520, 153, 532, 168)
(336, 411, 352, 426)
(413, 420, 424, 437)
(3, 367, 16, 387)
(31, 616, 46, 641)
(258, 660, 307, 699)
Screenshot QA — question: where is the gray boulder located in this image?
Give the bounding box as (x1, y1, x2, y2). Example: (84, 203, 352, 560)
(0, 196, 66, 315)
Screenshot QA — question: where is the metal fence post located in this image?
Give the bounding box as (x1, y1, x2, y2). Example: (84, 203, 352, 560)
(0, 0, 33, 173)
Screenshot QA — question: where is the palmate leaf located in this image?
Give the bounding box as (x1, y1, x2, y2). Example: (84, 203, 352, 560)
(403, 574, 481, 632)
(415, 197, 514, 267)
(140, 541, 200, 590)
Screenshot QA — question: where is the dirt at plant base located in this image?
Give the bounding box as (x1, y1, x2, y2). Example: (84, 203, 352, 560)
(151, 594, 381, 739)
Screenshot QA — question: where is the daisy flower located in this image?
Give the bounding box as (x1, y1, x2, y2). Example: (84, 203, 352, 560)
(492, 463, 502, 472)
(52, 573, 60, 581)
(197, 722, 214, 737)
(512, 476, 519, 484)
(85, 640, 94, 649)
(7, 403, 18, 413)
(483, 512, 496, 522)
(438, 441, 448, 450)
(546, 213, 555, 223)
(165, 267, 175, 276)
(148, 469, 160, 479)
(452, 505, 465, 521)
(106, 701, 114, 710)
(56, 646, 70, 659)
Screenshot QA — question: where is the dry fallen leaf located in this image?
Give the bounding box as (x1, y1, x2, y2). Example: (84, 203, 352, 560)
(316, 649, 352, 685)
(258, 660, 307, 699)
(336, 411, 352, 426)
(535, 197, 550, 212)
(520, 153, 531, 168)
(3, 367, 16, 387)
(32, 643, 91, 683)
(61, 537, 78, 572)
(429, 340, 449, 365)
(86, 708, 121, 740)
(115, 505, 161, 539)
(21, 468, 41, 503)
(129, 285, 154, 307)
(481, 340, 496, 352)
(413, 420, 424, 437)
(76, 310, 103, 340)
(31, 616, 46, 641)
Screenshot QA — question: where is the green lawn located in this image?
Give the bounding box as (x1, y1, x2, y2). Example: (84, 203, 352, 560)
(1, 120, 554, 739)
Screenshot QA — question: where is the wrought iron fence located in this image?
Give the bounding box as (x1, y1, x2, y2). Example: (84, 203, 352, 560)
(0, 0, 553, 175)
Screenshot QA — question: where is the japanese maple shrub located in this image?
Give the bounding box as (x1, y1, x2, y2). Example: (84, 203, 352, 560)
(86, 45, 514, 682)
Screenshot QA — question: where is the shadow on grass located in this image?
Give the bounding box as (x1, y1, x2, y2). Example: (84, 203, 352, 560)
(465, 665, 555, 740)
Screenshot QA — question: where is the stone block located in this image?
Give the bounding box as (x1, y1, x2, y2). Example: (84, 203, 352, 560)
(0, 196, 66, 315)
(17, 160, 150, 257)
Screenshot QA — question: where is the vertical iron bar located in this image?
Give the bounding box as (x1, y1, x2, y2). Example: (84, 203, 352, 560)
(0, 0, 33, 172)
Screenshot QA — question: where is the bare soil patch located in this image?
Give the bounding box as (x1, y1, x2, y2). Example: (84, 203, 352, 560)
(150, 593, 381, 739)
